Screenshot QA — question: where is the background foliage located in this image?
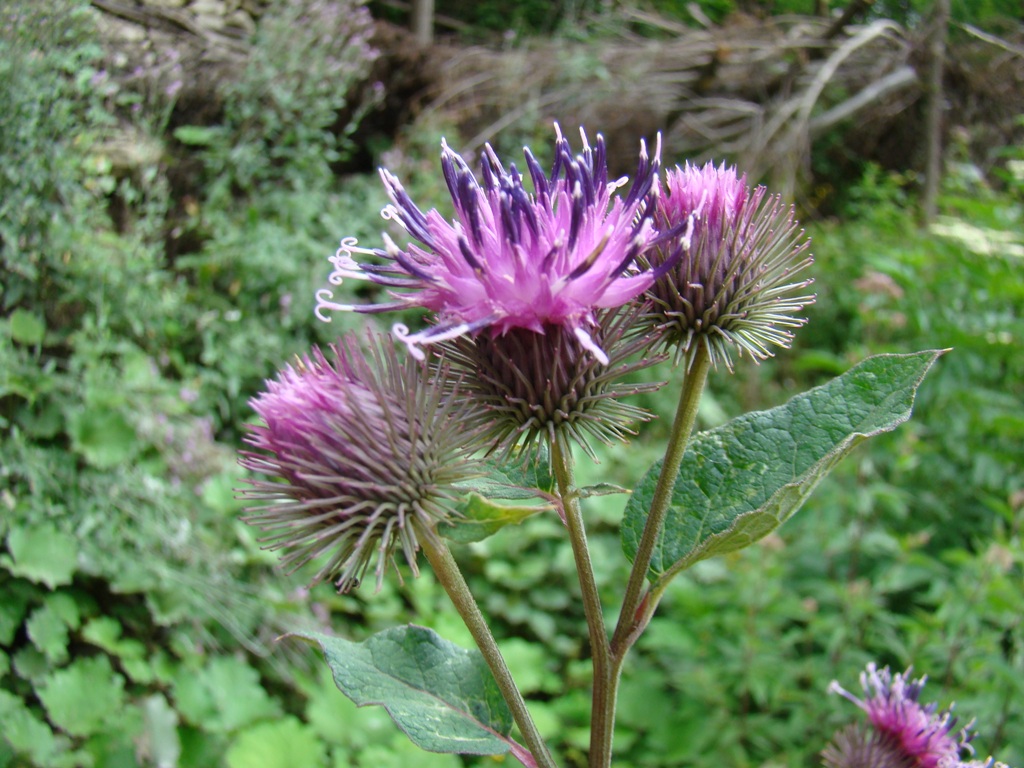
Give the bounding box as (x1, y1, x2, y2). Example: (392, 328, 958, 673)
(1, 0, 1021, 766)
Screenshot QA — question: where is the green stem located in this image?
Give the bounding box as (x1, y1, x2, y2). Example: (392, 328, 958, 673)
(549, 434, 614, 768)
(611, 343, 712, 657)
(421, 534, 558, 768)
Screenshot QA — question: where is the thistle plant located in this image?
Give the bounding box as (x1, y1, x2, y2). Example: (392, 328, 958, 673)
(237, 124, 1003, 767)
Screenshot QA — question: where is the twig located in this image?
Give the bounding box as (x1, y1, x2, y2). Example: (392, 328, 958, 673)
(808, 65, 918, 134)
(957, 22, 1024, 58)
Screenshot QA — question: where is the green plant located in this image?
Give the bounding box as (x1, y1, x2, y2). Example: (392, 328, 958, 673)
(234, 126, 983, 768)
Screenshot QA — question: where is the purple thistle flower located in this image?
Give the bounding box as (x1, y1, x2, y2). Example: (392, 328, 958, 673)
(238, 334, 483, 592)
(827, 664, 976, 768)
(642, 161, 815, 371)
(315, 125, 663, 364)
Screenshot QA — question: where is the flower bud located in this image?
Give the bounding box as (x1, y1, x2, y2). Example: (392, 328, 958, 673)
(238, 334, 482, 591)
(643, 162, 815, 370)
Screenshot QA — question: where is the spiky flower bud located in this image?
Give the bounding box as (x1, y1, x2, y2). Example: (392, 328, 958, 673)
(238, 334, 482, 592)
(441, 307, 666, 460)
(642, 162, 816, 370)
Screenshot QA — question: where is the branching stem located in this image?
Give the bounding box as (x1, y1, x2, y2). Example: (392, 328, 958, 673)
(612, 343, 712, 656)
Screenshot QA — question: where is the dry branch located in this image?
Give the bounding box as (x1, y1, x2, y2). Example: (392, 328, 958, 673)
(420, 12, 921, 194)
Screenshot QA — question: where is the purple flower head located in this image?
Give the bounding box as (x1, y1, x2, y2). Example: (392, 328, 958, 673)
(642, 161, 815, 371)
(315, 125, 663, 364)
(238, 334, 483, 592)
(827, 664, 976, 768)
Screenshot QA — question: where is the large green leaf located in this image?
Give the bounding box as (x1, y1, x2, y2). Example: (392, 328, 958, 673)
(292, 626, 519, 757)
(622, 351, 944, 581)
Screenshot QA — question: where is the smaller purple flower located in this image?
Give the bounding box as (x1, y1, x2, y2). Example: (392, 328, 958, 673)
(827, 663, 975, 768)
(315, 125, 663, 364)
(642, 162, 815, 370)
(238, 334, 483, 592)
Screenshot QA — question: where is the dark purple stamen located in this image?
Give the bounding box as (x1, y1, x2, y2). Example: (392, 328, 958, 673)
(524, 147, 549, 198)
(458, 234, 482, 271)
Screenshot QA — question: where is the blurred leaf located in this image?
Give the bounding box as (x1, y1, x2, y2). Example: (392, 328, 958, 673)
(67, 407, 139, 468)
(207, 662, 280, 731)
(37, 656, 125, 737)
(172, 125, 218, 147)
(140, 694, 181, 768)
(226, 717, 325, 768)
(201, 656, 282, 732)
(442, 492, 549, 543)
(15, 398, 64, 438)
(9, 309, 45, 345)
(292, 625, 518, 756)
(200, 469, 245, 514)
(26, 593, 82, 665)
(0, 585, 31, 645)
(1, 524, 78, 588)
(13, 646, 50, 682)
(623, 351, 945, 581)
(0, 689, 60, 765)
(82, 616, 146, 662)
(354, 733, 464, 768)
(500, 638, 559, 695)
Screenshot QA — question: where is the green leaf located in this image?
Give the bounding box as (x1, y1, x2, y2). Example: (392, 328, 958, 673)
(576, 483, 629, 499)
(173, 656, 281, 733)
(172, 124, 219, 146)
(9, 309, 45, 345)
(292, 625, 517, 756)
(37, 656, 126, 737)
(26, 594, 82, 665)
(67, 407, 139, 468)
(0, 689, 60, 765)
(355, 734, 464, 768)
(0, 585, 32, 645)
(225, 717, 326, 768)
(442, 492, 548, 544)
(1, 525, 78, 588)
(82, 616, 146, 663)
(622, 351, 945, 580)
(461, 451, 555, 501)
(205, 656, 282, 732)
(139, 695, 181, 768)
